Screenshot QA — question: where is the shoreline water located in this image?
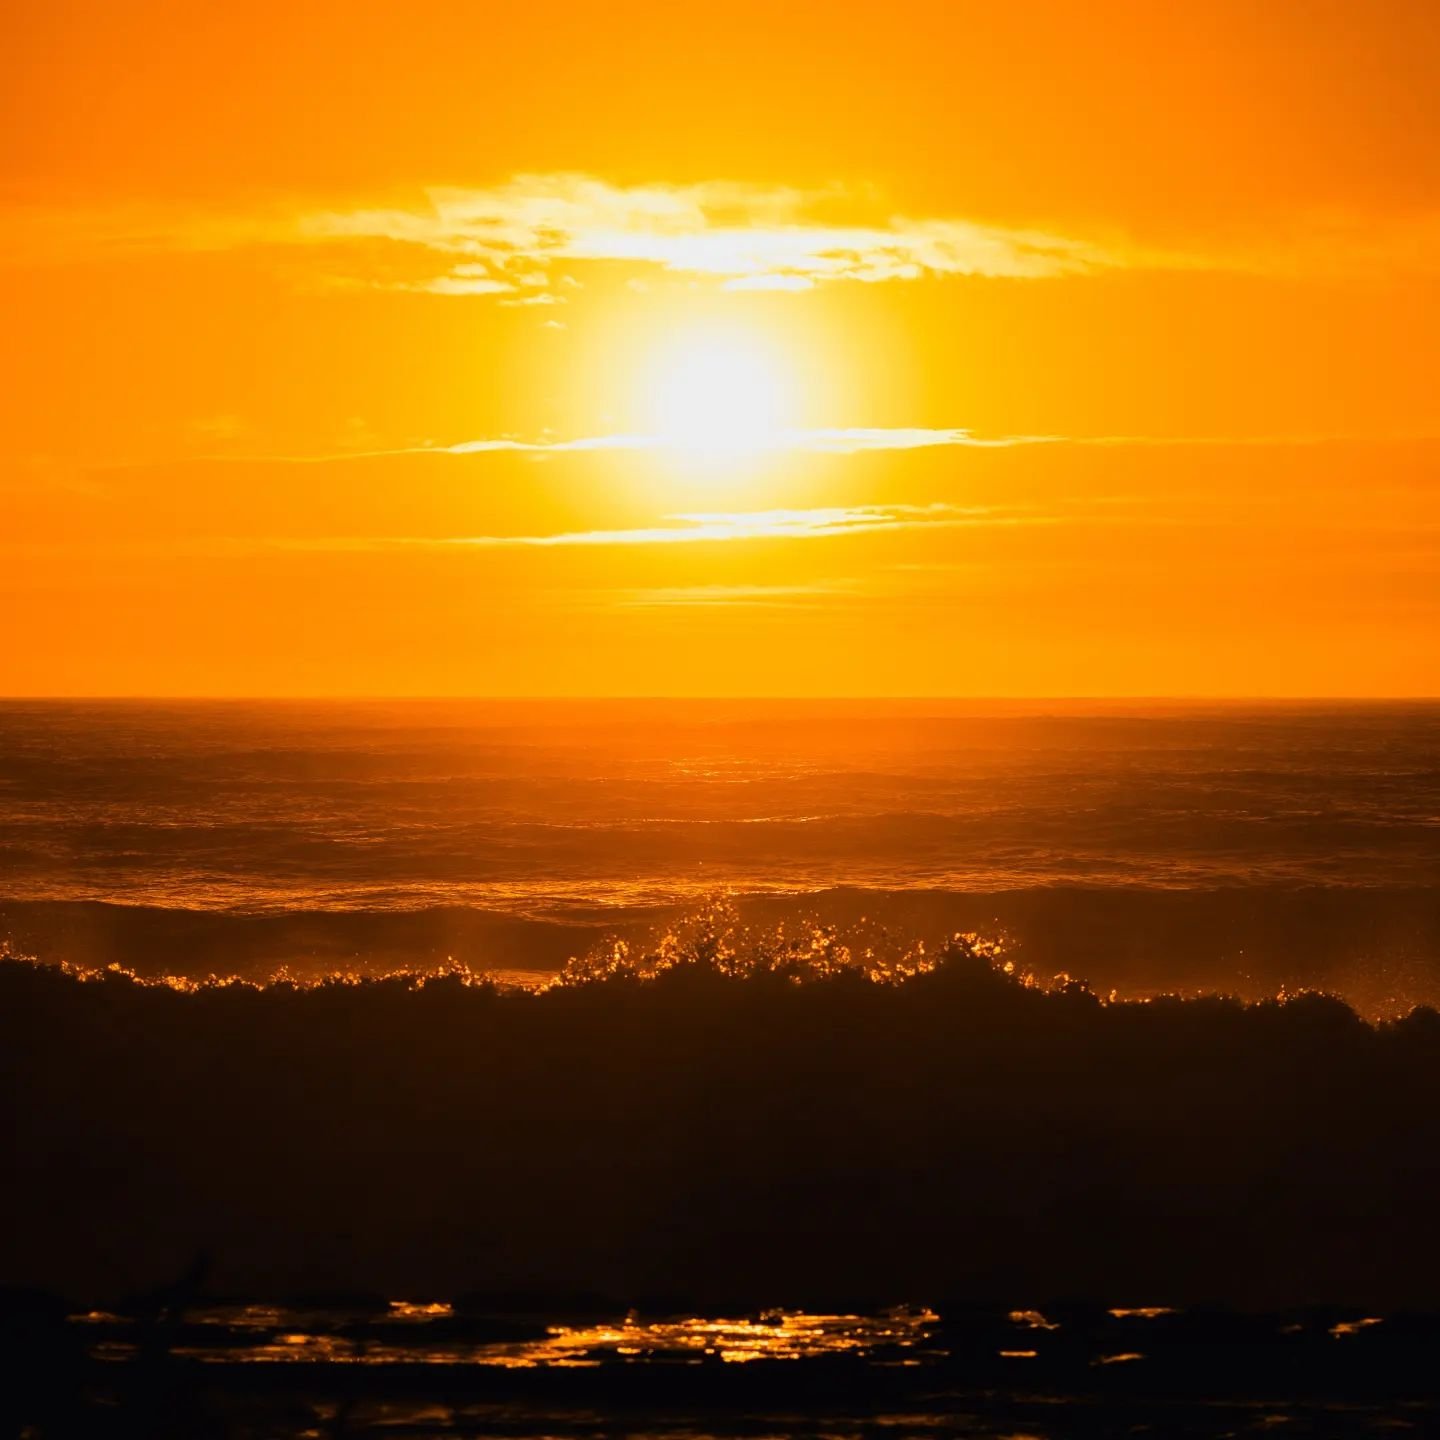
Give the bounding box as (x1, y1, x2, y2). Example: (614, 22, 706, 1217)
(15, 1294, 1440, 1440)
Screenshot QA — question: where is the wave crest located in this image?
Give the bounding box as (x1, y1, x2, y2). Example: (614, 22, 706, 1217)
(558, 899, 1010, 988)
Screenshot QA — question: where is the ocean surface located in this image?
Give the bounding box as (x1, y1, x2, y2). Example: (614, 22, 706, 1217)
(2, 698, 1438, 1012)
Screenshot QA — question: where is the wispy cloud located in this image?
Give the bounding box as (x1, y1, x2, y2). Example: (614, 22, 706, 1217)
(613, 582, 857, 608)
(90, 427, 1437, 476)
(235, 426, 1058, 464)
(6, 177, 1440, 291)
(781, 428, 1059, 453)
(441, 426, 1035, 457)
(289, 503, 1045, 551)
(441, 426, 1057, 456)
(301, 176, 1112, 296)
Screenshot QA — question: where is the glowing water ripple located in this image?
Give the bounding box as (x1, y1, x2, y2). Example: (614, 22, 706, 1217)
(83, 1303, 941, 1368)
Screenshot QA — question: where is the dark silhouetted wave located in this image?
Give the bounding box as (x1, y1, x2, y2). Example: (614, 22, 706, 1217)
(6, 922, 1440, 1313)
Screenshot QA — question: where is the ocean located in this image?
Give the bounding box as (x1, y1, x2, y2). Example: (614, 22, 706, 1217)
(2, 698, 1438, 1013)
(8, 697, 1440, 1436)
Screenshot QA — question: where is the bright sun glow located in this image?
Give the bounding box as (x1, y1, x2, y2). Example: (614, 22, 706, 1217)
(644, 330, 793, 456)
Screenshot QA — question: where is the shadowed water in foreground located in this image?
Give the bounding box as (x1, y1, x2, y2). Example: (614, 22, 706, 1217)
(7, 1291, 1440, 1437)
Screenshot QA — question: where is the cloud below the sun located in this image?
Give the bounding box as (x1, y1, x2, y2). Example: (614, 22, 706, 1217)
(273, 503, 1048, 552)
(226, 427, 1059, 464)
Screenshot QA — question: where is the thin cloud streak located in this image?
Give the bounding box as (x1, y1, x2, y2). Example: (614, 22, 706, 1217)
(286, 504, 1049, 552)
(430, 427, 1435, 457)
(444, 427, 1045, 456)
(253, 427, 1061, 462)
(85, 428, 1440, 475)
(612, 582, 858, 608)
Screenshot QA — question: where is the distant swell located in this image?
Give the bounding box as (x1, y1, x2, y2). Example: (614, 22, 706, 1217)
(3, 701, 1438, 1018)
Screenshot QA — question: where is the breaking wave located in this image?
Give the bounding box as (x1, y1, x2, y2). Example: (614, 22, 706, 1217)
(6, 914, 1440, 1312)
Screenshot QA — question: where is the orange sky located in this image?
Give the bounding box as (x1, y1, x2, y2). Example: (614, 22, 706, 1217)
(3, 0, 1438, 695)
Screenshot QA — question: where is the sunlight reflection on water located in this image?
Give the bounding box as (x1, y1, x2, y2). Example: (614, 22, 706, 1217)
(86, 1303, 941, 1368)
(65, 1301, 1440, 1438)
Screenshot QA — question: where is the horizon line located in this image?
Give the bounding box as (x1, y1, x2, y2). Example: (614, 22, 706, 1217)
(2, 693, 1438, 705)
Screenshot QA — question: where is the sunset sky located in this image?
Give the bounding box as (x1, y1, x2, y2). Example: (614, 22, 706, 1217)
(4, 0, 1438, 696)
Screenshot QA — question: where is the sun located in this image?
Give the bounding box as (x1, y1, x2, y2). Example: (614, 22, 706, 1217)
(643, 327, 794, 457)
